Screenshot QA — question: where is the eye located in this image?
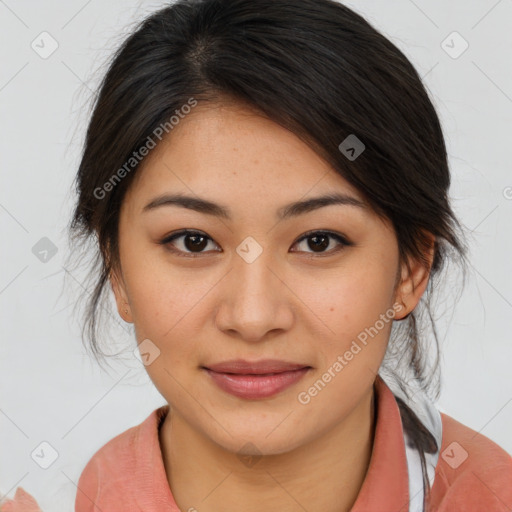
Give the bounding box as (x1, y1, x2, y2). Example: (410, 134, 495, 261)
(160, 229, 352, 258)
(291, 230, 352, 256)
(160, 230, 220, 258)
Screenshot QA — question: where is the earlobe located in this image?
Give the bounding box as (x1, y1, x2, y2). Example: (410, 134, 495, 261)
(394, 234, 435, 320)
(109, 269, 132, 322)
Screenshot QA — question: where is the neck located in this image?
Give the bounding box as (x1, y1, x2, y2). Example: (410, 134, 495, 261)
(159, 385, 376, 512)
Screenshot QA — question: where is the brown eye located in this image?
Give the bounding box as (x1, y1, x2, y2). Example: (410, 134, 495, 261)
(160, 229, 352, 259)
(291, 231, 352, 255)
(160, 230, 220, 257)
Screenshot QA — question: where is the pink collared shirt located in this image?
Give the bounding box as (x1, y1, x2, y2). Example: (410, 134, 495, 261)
(2, 376, 511, 511)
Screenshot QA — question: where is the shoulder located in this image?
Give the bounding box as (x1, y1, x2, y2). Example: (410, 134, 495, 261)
(430, 411, 512, 511)
(0, 487, 42, 512)
(75, 406, 168, 512)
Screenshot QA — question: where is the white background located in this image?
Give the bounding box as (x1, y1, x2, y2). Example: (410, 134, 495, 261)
(1, 0, 511, 510)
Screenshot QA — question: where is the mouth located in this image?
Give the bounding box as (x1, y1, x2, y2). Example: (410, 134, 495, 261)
(203, 358, 311, 374)
(201, 359, 312, 399)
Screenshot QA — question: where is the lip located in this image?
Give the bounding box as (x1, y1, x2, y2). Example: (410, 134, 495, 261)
(202, 359, 312, 400)
(204, 359, 310, 374)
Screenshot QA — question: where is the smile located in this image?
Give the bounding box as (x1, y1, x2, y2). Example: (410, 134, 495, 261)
(202, 367, 311, 399)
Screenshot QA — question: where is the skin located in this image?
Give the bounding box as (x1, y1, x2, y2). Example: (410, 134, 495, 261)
(110, 100, 433, 512)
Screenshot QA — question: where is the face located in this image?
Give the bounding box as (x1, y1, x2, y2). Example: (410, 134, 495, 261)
(110, 101, 429, 456)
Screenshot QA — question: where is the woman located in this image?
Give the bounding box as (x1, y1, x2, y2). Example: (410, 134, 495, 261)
(3, 0, 511, 510)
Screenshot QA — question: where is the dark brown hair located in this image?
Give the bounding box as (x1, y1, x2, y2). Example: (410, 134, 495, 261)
(66, 1, 468, 508)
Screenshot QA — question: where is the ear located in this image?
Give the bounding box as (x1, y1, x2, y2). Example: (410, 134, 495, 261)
(393, 232, 435, 320)
(109, 267, 132, 323)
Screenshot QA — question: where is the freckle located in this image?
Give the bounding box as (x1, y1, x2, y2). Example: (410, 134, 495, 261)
(330, 307, 334, 312)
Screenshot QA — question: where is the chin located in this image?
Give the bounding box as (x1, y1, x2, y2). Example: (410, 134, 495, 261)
(210, 427, 307, 459)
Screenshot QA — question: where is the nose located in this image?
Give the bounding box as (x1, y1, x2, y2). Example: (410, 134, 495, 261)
(214, 249, 294, 343)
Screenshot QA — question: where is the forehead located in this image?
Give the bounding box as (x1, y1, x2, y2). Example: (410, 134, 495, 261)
(125, 102, 365, 210)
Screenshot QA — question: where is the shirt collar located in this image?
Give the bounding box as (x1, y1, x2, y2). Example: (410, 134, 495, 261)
(350, 374, 410, 511)
(133, 374, 409, 511)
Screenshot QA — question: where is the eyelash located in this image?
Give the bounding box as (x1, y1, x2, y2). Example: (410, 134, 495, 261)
(159, 229, 353, 259)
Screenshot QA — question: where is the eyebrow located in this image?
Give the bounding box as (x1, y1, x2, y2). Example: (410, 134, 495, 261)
(142, 192, 367, 220)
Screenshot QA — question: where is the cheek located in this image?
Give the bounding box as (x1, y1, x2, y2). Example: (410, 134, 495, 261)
(129, 275, 206, 342)
(301, 265, 395, 333)
(293, 256, 397, 368)
(292, 267, 395, 421)
(123, 257, 223, 374)
(124, 262, 209, 401)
